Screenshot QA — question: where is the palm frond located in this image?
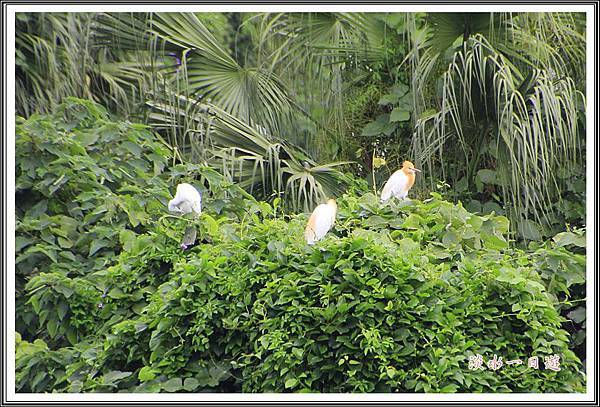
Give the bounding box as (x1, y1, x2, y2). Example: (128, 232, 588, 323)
(146, 12, 296, 136)
(413, 34, 584, 231)
(146, 90, 348, 211)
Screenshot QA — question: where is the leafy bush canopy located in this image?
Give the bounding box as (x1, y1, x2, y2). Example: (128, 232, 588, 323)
(16, 100, 585, 393)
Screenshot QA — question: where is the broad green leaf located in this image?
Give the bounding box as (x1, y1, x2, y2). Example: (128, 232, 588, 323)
(102, 371, 132, 385)
(89, 239, 109, 257)
(138, 366, 158, 382)
(553, 231, 586, 248)
(162, 378, 183, 392)
(54, 284, 74, 298)
(74, 131, 100, 146)
(390, 108, 410, 122)
(567, 307, 586, 323)
(47, 318, 58, 338)
(15, 236, 33, 252)
(477, 169, 497, 185)
(183, 377, 199, 391)
(518, 219, 542, 241)
(119, 229, 138, 252)
(284, 378, 298, 389)
(361, 118, 388, 136)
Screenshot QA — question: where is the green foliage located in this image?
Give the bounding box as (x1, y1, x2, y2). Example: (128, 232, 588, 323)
(530, 228, 586, 360)
(16, 191, 586, 393)
(411, 13, 586, 239)
(15, 13, 153, 118)
(358, 82, 415, 173)
(148, 95, 349, 213)
(15, 332, 77, 392)
(14, 12, 587, 393)
(17, 12, 350, 212)
(360, 81, 413, 136)
(15, 107, 585, 392)
(147, 12, 296, 137)
(16, 13, 97, 117)
(15, 99, 256, 345)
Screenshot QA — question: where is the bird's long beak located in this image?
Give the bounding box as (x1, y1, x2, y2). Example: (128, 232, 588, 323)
(413, 168, 421, 173)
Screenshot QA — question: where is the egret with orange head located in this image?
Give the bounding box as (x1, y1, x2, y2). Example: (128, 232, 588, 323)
(380, 161, 421, 202)
(304, 198, 337, 245)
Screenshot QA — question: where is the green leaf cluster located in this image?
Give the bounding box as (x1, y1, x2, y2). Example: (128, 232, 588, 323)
(15, 100, 585, 393)
(16, 98, 257, 348)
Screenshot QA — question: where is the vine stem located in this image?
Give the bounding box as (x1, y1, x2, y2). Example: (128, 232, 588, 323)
(554, 298, 586, 305)
(157, 213, 197, 225)
(371, 150, 377, 195)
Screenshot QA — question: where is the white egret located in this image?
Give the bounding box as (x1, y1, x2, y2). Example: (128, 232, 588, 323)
(168, 183, 202, 216)
(380, 161, 421, 203)
(304, 199, 337, 245)
(168, 183, 202, 250)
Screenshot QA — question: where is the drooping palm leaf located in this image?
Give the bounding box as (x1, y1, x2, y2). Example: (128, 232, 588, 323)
(146, 89, 348, 211)
(145, 12, 296, 137)
(413, 34, 584, 234)
(16, 12, 164, 118)
(249, 12, 391, 160)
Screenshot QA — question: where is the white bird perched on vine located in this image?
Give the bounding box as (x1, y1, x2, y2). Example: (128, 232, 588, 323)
(304, 199, 337, 245)
(380, 161, 421, 203)
(168, 183, 202, 250)
(168, 183, 202, 216)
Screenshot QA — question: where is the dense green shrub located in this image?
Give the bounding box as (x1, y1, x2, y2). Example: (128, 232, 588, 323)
(16, 97, 171, 345)
(16, 98, 256, 346)
(15, 100, 586, 393)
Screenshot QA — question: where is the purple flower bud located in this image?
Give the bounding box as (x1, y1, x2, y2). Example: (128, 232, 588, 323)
(180, 243, 188, 250)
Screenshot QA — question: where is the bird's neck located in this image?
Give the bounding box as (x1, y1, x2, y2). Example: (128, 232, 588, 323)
(402, 168, 416, 186)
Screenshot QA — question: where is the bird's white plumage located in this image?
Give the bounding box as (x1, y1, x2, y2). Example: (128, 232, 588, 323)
(168, 183, 202, 216)
(380, 170, 411, 202)
(305, 201, 337, 245)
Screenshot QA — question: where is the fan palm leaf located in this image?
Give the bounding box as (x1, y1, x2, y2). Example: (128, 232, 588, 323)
(413, 34, 584, 234)
(144, 12, 296, 136)
(146, 90, 348, 211)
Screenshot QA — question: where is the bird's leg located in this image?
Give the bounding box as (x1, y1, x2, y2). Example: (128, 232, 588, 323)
(180, 225, 197, 250)
(158, 213, 198, 249)
(180, 213, 202, 250)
